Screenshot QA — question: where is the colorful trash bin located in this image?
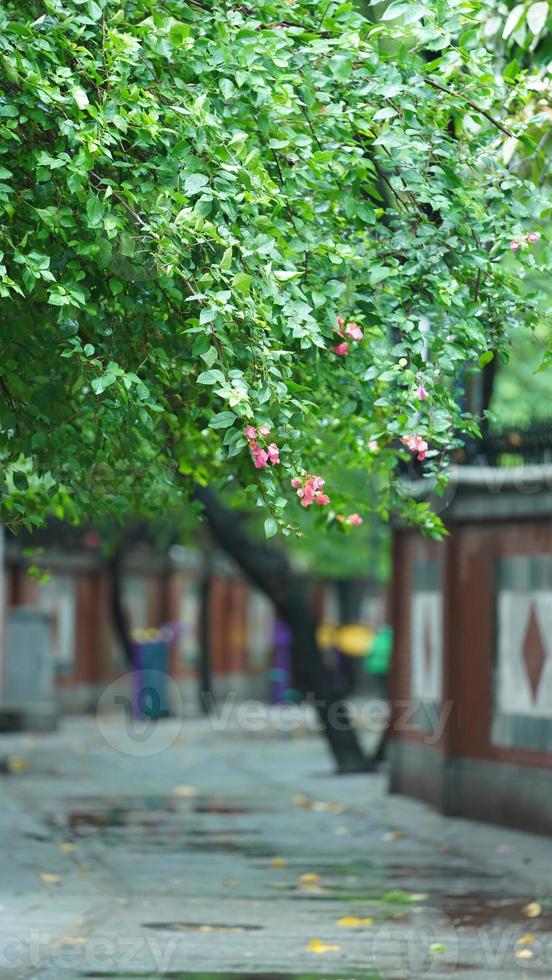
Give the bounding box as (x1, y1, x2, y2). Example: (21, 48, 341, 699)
(132, 628, 171, 720)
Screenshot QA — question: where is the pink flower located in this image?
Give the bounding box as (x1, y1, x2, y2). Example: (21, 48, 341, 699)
(345, 321, 363, 341)
(243, 426, 257, 441)
(293, 473, 329, 508)
(336, 316, 345, 334)
(368, 440, 378, 452)
(259, 423, 271, 437)
(348, 513, 363, 525)
(251, 448, 269, 469)
(416, 385, 428, 401)
(510, 240, 520, 252)
(402, 434, 429, 461)
(303, 482, 316, 505)
(314, 492, 330, 506)
(332, 342, 349, 356)
(267, 443, 280, 465)
(527, 232, 540, 244)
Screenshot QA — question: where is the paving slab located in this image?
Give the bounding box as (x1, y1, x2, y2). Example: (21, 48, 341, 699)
(0, 711, 551, 979)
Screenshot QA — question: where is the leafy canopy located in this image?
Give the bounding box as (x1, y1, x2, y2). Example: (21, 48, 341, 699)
(0, 0, 549, 535)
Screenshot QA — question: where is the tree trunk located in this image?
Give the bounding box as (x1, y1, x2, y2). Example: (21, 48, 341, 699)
(193, 485, 371, 773)
(334, 578, 365, 697)
(107, 544, 133, 667)
(198, 546, 214, 715)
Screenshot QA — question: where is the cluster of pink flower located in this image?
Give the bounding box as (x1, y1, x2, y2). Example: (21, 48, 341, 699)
(331, 315, 364, 356)
(291, 474, 330, 507)
(417, 385, 428, 401)
(401, 433, 429, 461)
(336, 513, 363, 526)
(243, 425, 280, 469)
(510, 231, 540, 252)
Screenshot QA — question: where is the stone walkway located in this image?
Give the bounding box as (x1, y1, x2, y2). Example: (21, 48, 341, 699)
(1, 710, 551, 979)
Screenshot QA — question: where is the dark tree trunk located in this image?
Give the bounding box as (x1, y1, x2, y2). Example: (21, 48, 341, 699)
(107, 544, 134, 667)
(194, 485, 372, 773)
(334, 578, 365, 697)
(198, 548, 214, 715)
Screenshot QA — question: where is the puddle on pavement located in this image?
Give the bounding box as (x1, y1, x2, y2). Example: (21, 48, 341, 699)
(50, 794, 264, 836)
(432, 892, 552, 928)
(143, 921, 263, 932)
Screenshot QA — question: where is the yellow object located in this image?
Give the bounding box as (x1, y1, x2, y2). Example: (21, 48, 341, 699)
(516, 934, 535, 945)
(271, 857, 287, 868)
(337, 915, 374, 927)
(7, 755, 28, 773)
(306, 938, 340, 953)
(40, 873, 62, 884)
(299, 873, 320, 884)
(316, 622, 375, 657)
(523, 902, 542, 918)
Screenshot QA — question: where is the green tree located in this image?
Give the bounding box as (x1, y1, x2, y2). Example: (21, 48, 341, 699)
(0, 0, 549, 538)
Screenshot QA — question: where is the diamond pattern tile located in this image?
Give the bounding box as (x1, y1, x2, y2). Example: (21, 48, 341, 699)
(522, 604, 547, 703)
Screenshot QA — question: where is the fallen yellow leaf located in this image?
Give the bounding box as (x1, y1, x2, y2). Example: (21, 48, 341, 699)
(299, 873, 320, 884)
(523, 902, 542, 919)
(7, 756, 28, 774)
(58, 842, 78, 854)
(271, 857, 287, 868)
(337, 915, 374, 927)
(515, 948, 534, 960)
(292, 794, 312, 809)
(306, 938, 340, 953)
(411, 893, 429, 902)
(40, 873, 61, 884)
(517, 935, 536, 945)
(313, 801, 345, 813)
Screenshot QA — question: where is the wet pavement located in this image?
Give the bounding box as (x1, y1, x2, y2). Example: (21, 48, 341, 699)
(0, 711, 551, 979)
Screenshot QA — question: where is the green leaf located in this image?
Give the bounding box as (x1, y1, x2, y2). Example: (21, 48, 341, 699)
(86, 195, 104, 226)
(220, 247, 233, 270)
(274, 270, 303, 281)
(264, 516, 278, 539)
(201, 345, 218, 368)
(209, 411, 236, 429)
(184, 172, 209, 196)
(91, 374, 116, 394)
(527, 1, 548, 33)
(381, 1, 410, 20)
(503, 59, 519, 83)
(71, 87, 89, 109)
(87, 0, 103, 20)
(502, 4, 525, 39)
(233, 271, 252, 294)
(478, 351, 494, 368)
(197, 369, 225, 385)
